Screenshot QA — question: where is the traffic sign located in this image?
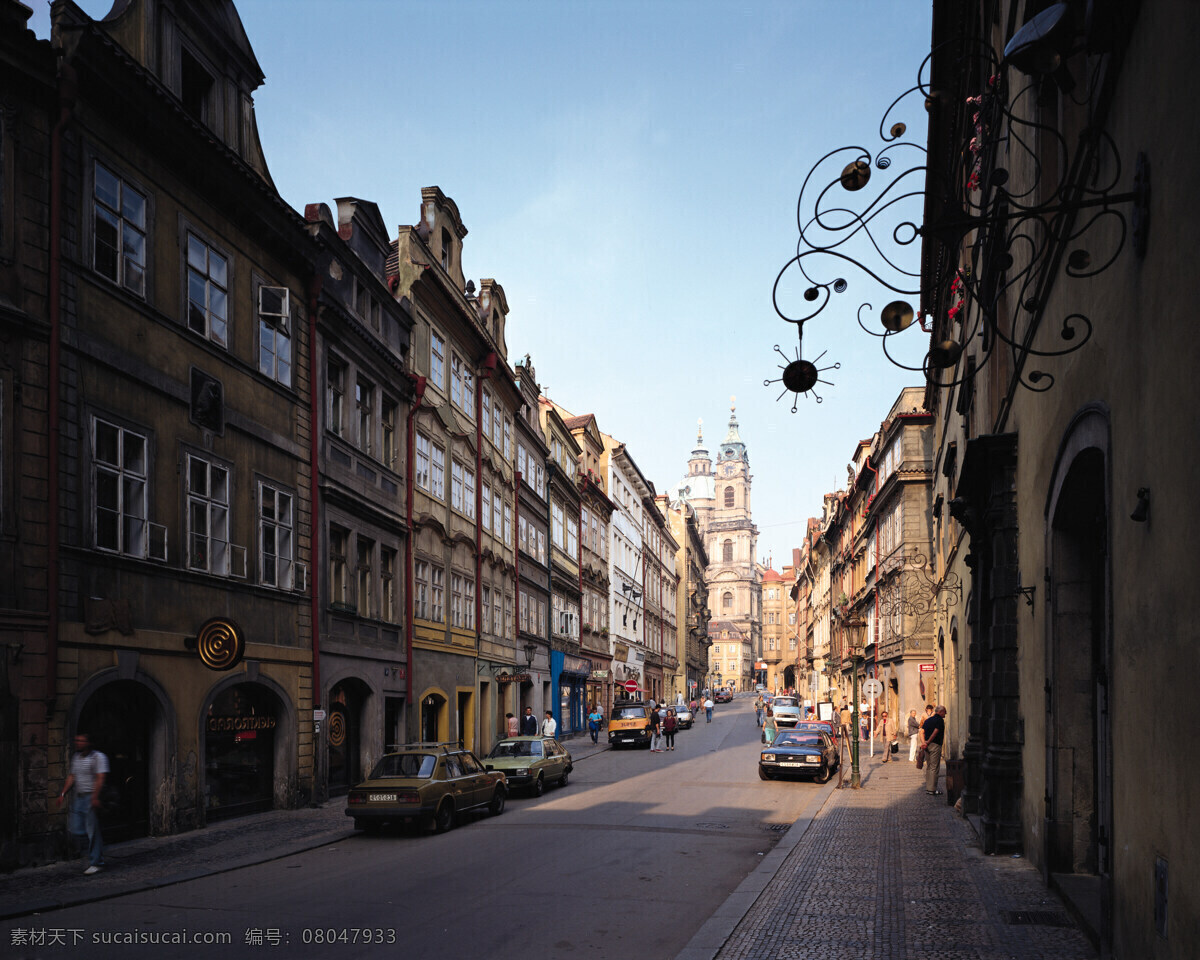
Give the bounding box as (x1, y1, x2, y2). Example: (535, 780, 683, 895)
(862, 678, 883, 697)
(624, 679, 639, 693)
(918, 663, 936, 672)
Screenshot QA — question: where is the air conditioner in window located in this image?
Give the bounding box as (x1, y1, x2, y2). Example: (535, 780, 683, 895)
(259, 285, 291, 334)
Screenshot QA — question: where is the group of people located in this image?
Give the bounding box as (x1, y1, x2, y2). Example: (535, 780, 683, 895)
(647, 703, 679, 751)
(503, 707, 558, 739)
(831, 700, 949, 792)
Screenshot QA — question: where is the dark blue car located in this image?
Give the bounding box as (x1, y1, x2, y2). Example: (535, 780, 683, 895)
(758, 730, 838, 782)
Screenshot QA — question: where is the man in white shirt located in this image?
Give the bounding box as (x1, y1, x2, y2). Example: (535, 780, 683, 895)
(57, 732, 108, 874)
(541, 711, 557, 738)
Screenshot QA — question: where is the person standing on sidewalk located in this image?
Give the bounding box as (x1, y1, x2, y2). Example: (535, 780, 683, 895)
(906, 709, 921, 761)
(522, 707, 538, 735)
(649, 703, 663, 751)
(920, 705, 947, 795)
(505, 712, 520, 737)
(587, 705, 603, 744)
(704, 696, 714, 722)
(839, 701, 853, 743)
(58, 732, 108, 875)
(542, 711, 557, 738)
(754, 695, 764, 726)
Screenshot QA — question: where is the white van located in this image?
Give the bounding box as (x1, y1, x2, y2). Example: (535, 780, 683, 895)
(770, 695, 803, 727)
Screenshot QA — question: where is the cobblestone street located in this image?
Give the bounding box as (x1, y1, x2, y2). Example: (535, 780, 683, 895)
(708, 746, 1096, 960)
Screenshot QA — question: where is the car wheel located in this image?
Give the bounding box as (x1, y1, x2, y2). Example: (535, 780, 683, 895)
(433, 800, 455, 833)
(758, 766, 772, 781)
(817, 764, 832, 784)
(532, 773, 544, 797)
(559, 769, 569, 788)
(489, 788, 506, 817)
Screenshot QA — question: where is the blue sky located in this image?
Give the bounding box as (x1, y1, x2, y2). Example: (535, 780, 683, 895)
(29, 0, 934, 570)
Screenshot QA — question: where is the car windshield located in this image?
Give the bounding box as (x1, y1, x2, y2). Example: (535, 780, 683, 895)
(773, 697, 799, 708)
(488, 740, 542, 759)
(369, 753, 437, 779)
(611, 706, 646, 721)
(773, 733, 821, 748)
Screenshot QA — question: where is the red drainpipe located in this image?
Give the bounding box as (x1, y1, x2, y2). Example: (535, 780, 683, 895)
(307, 274, 323, 711)
(46, 65, 76, 705)
(404, 374, 428, 718)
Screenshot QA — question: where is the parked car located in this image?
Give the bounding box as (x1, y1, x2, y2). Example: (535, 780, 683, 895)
(795, 719, 839, 751)
(672, 705, 694, 729)
(769, 695, 803, 727)
(758, 730, 839, 782)
(714, 689, 733, 704)
(482, 736, 572, 796)
(608, 701, 653, 748)
(346, 743, 507, 834)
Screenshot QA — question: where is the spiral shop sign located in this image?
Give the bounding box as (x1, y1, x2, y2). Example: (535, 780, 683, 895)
(194, 617, 246, 671)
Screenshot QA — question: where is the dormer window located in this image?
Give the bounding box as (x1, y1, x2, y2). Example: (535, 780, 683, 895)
(181, 48, 214, 124)
(441, 229, 452, 271)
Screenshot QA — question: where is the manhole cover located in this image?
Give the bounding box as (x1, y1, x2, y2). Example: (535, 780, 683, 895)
(695, 822, 729, 830)
(1001, 910, 1073, 927)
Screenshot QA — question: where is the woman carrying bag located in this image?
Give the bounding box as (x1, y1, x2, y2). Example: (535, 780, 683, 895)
(761, 707, 778, 745)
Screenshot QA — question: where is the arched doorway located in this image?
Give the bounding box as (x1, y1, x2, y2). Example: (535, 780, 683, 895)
(1045, 423, 1112, 949)
(204, 683, 283, 821)
(420, 693, 445, 743)
(327, 680, 368, 796)
(75, 680, 158, 842)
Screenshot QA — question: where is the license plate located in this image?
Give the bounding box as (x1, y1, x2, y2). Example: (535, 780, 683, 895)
(779, 761, 807, 767)
(370, 793, 397, 802)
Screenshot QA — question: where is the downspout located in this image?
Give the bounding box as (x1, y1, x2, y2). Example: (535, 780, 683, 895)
(46, 63, 77, 705)
(307, 274, 323, 713)
(475, 354, 497, 746)
(404, 374, 428, 723)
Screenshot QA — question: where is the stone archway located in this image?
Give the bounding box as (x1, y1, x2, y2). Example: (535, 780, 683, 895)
(327, 677, 371, 796)
(201, 679, 293, 822)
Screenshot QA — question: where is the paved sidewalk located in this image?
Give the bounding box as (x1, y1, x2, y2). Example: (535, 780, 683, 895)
(0, 734, 610, 921)
(680, 742, 1097, 960)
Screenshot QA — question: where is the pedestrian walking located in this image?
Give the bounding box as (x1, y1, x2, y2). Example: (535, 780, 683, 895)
(839, 701, 852, 744)
(505, 712, 520, 737)
(754, 695, 764, 726)
(587, 704, 603, 744)
(663, 709, 677, 750)
(906, 709, 921, 761)
(920, 705, 947, 795)
(704, 697, 714, 722)
(58, 732, 108, 875)
(649, 704, 663, 751)
(761, 707, 777, 745)
(542, 710, 557, 738)
(879, 710, 889, 741)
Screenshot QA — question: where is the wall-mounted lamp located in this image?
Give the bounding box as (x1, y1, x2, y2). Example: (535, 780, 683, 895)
(1130, 487, 1150, 523)
(523, 641, 538, 667)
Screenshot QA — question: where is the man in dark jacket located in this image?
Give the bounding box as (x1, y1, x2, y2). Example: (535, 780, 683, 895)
(920, 705, 947, 795)
(521, 707, 538, 735)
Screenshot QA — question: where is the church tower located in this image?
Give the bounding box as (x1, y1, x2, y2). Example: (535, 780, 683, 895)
(671, 402, 762, 692)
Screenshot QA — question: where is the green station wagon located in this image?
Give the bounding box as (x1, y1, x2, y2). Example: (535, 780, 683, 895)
(483, 736, 572, 796)
(346, 743, 507, 834)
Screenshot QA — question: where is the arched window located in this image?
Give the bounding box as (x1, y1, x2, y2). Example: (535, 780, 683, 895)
(722, 539, 733, 562)
(723, 486, 734, 508)
(722, 591, 733, 610)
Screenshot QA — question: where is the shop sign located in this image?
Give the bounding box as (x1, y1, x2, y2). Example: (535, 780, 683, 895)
(562, 654, 592, 675)
(207, 715, 276, 733)
(918, 663, 936, 672)
(591, 670, 610, 680)
(496, 672, 531, 684)
(194, 617, 245, 671)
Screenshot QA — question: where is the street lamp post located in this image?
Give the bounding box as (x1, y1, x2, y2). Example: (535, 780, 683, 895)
(844, 616, 867, 789)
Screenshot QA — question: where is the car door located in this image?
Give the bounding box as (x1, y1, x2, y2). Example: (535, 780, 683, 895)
(457, 751, 489, 808)
(544, 739, 564, 780)
(442, 753, 468, 809)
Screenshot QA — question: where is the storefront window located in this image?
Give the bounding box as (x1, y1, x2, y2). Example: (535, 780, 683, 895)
(205, 684, 278, 821)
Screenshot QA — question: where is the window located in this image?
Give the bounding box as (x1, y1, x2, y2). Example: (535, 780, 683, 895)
(327, 359, 345, 436)
(494, 590, 503, 636)
(481, 483, 492, 530)
(415, 560, 429, 620)
(430, 565, 445, 622)
(567, 513, 578, 557)
(93, 418, 148, 557)
(722, 591, 733, 610)
(492, 405, 502, 449)
(357, 536, 374, 618)
(482, 389, 491, 439)
(93, 161, 145, 295)
(517, 445, 526, 483)
(356, 377, 374, 455)
(258, 285, 291, 385)
(186, 454, 230, 574)
(723, 539, 733, 562)
(415, 433, 432, 492)
(481, 584, 491, 634)
(451, 573, 466, 628)
(180, 47, 214, 122)
(552, 502, 565, 549)
(464, 577, 475, 630)
(505, 593, 513, 637)
(789, 637, 798, 651)
(503, 418, 511, 459)
(451, 461, 465, 514)
(430, 441, 446, 499)
(724, 486, 734, 508)
(536, 529, 546, 564)
(713, 645, 720, 654)
(186, 233, 228, 346)
(329, 526, 348, 606)
(503, 502, 512, 545)
(259, 482, 294, 589)
(492, 489, 502, 534)
(430, 331, 445, 390)
(381, 547, 397, 622)
(450, 354, 463, 409)
(789, 613, 797, 625)
(381, 398, 397, 469)
(440, 228, 452, 271)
